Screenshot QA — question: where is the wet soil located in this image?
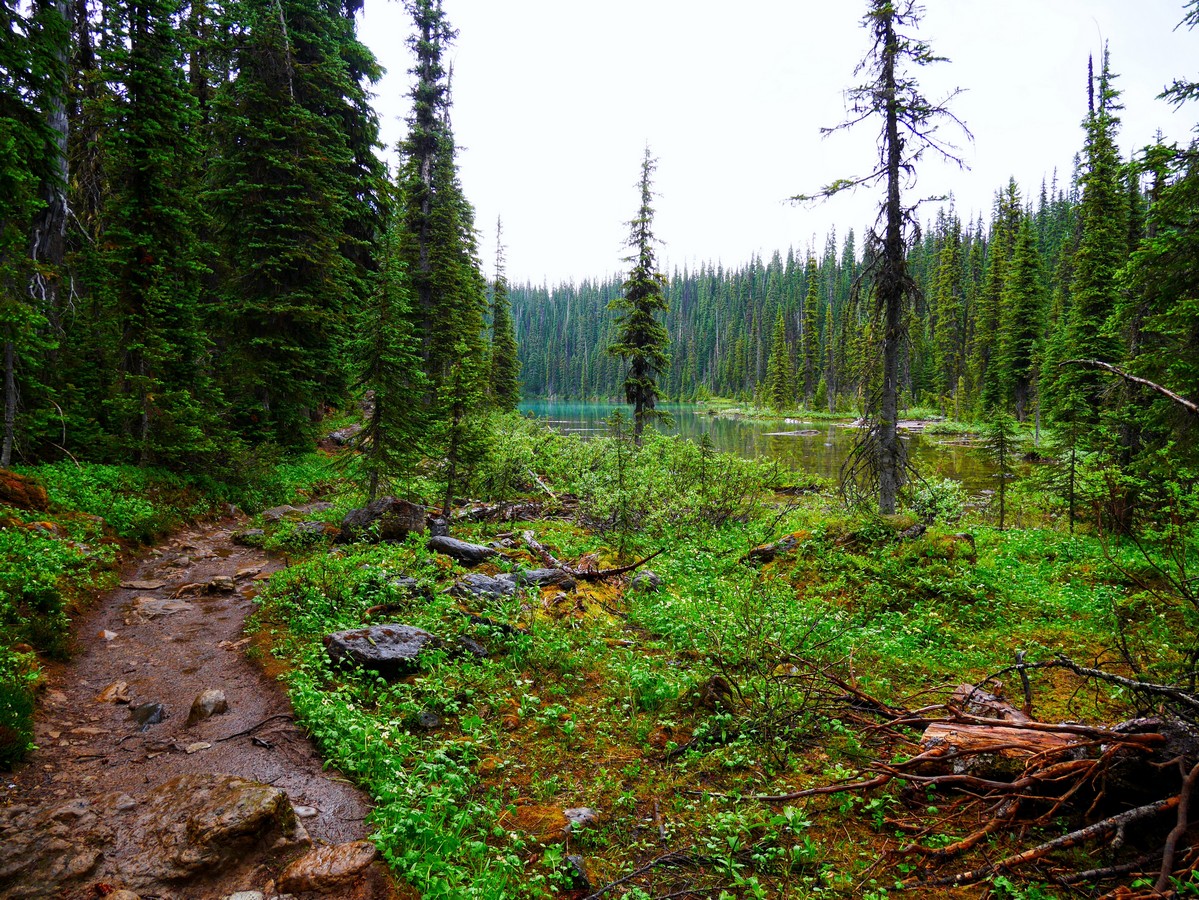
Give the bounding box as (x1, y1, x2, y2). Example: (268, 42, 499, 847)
(2, 512, 388, 897)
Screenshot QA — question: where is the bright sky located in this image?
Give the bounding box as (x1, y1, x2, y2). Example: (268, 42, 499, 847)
(359, 1, 1198, 285)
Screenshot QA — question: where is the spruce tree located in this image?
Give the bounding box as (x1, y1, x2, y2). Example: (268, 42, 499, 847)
(1049, 50, 1126, 432)
(208, 0, 383, 445)
(354, 198, 426, 501)
(997, 216, 1047, 421)
(800, 257, 821, 405)
(765, 309, 791, 413)
(608, 146, 670, 445)
(91, 0, 217, 465)
(395, 0, 487, 390)
(931, 215, 965, 407)
(488, 217, 520, 411)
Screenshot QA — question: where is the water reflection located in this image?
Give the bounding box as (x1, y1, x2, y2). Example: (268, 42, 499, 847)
(520, 401, 996, 494)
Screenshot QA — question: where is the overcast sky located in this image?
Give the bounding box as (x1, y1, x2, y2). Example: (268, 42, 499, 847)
(357, 1, 1198, 285)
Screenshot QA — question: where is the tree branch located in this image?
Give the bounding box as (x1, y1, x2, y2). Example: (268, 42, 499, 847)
(1060, 359, 1199, 417)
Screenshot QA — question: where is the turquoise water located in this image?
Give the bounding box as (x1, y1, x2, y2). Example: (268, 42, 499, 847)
(519, 400, 996, 493)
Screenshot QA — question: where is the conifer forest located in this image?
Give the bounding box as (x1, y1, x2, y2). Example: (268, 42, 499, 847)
(4, 1, 1199, 899)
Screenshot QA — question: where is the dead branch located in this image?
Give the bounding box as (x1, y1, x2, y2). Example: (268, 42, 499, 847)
(521, 529, 664, 581)
(581, 849, 699, 900)
(1061, 359, 1199, 418)
(918, 795, 1181, 887)
(1157, 760, 1199, 892)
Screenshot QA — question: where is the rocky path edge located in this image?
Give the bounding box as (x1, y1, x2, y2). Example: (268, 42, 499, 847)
(1, 510, 409, 900)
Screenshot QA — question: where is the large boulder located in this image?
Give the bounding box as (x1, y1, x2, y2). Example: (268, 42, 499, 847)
(339, 498, 427, 544)
(324, 625, 441, 678)
(0, 774, 308, 899)
(426, 535, 496, 566)
(0, 469, 48, 512)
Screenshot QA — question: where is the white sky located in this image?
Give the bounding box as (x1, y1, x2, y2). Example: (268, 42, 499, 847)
(358, 1, 1198, 285)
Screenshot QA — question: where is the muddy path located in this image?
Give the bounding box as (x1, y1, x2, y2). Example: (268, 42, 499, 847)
(1, 512, 400, 899)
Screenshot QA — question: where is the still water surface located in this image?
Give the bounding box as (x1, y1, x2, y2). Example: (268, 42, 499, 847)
(519, 400, 995, 493)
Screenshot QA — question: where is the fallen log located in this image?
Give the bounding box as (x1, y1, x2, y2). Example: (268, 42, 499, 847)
(520, 530, 664, 582)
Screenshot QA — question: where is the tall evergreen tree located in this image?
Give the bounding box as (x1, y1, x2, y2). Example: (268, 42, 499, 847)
(395, 0, 487, 390)
(800, 257, 821, 405)
(91, 0, 217, 464)
(208, 0, 383, 446)
(794, 0, 968, 513)
(608, 146, 670, 445)
(488, 216, 520, 411)
(997, 216, 1048, 421)
(1049, 50, 1127, 430)
(354, 197, 426, 501)
(765, 308, 791, 413)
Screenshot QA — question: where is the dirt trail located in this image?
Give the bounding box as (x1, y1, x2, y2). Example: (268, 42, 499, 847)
(2, 512, 395, 899)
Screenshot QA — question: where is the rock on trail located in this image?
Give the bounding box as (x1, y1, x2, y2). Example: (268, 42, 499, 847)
(1, 511, 405, 900)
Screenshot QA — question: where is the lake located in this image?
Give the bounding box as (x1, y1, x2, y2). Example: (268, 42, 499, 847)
(519, 400, 997, 493)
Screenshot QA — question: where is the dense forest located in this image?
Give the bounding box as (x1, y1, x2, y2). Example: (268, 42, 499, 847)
(0, 0, 519, 489)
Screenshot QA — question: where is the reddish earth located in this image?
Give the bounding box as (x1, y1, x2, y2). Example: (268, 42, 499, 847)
(1, 512, 405, 899)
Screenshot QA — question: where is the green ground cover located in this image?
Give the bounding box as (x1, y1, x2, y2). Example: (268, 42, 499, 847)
(245, 413, 1194, 899)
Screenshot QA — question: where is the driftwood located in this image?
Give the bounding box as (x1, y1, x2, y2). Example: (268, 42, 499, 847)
(520, 530, 663, 582)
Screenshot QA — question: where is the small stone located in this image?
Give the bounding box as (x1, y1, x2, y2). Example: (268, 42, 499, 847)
(262, 505, 301, 522)
(130, 596, 194, 618)
(208, 575, 236, 593)
(293, 805, 318, 818)
(562, 854, 593, 892)
(564, 807, 600, 828)
(105, 891, 142, 900)
(232, 528, 266, 546)
(186, 689, 229, 726)
(631, 569, 662, 592)
(114, 794, 138, 811)
(129, 701, 166, 730)
(224, 892, 266, 900)
(96, 680, 131, 703)
(185, 742, 212, 754)
(415, 710, 441, 730)
(121, 580, 165, 590)
(235, 566, 261, 580)
(100, 629, 118, 641)
(277, 840, 379, 893)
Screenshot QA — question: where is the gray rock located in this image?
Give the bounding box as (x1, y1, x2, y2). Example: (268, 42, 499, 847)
(562, 854, 593, 892)
(427, 535, 496, 565)
(208, 575, 236, 593)
(232, 528, 265, 547)
(324, 625, 441, 678)
(129, 702, 166, 731)
(262, 505, 301, 522)
(415, 710, 441, 729)
(327, 424, 362, 446)
(186, 689, 229, 727)
(339, 497, 427, 544)
(292, 520, 332, 539)
(451, 573, 517, 598)
(428, 516, 449, 538)
(631, 569, 662, 592)
(455, 636, 489, 659)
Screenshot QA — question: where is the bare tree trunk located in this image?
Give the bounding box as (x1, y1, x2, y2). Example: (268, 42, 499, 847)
(876, 8, 903, 516)
(2, 341, 16, 467)
(29, 0, 71, 337)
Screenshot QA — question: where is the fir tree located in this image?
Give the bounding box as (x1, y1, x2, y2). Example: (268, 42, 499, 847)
(608, 146, 670, 445)
(765, 308, 791, 413)
(354, 199, 426, 501)
(1050, 50, 1127, 431)
(488, 216, 520, 411)
(800, 257, 821, 405)
(997, 216, 1047, 421)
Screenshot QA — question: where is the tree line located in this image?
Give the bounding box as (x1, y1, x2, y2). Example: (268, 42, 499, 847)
(0, 0, 519, 486)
